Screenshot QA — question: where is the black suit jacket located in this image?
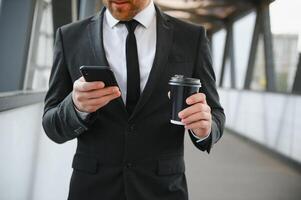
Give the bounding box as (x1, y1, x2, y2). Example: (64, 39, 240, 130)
(42, 6, 225, 200)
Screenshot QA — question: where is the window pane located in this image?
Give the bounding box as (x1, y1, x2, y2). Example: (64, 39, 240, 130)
(273, 35, 298, 92)
(270, 0, 301, 93)
(0, 0, 36, 92)
(212, 12, 256, 89)
(24, 0, 53, 90)
(233, 12, 256, 89)
(212, 29, 226, 86)
(223, 60, 232, 88)
(250, 36, 266, 91)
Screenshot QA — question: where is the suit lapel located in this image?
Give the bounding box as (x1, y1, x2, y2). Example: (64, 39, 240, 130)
(88, 8, 129, 118)
(89, 8, 108, 66)
(130, 7, 174, 121)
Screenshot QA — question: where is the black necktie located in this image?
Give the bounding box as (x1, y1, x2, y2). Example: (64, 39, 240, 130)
(122, 20, 140, 115)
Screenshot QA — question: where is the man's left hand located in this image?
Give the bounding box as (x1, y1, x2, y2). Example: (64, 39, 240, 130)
(178, 93, 212, 139)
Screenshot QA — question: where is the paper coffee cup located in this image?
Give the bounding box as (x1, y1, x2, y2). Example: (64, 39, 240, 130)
(168, 75, 202, 125)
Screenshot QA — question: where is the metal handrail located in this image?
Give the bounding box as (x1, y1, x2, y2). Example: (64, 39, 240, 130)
(0, 90, 46, 112)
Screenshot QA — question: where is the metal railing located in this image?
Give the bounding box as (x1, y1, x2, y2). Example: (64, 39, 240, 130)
(0, 91, 46, 112)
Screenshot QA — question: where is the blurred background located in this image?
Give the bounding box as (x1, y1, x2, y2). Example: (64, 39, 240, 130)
(0, 0, 300, 199)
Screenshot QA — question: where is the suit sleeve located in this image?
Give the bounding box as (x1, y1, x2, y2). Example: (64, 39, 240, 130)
(189, 27, 226, 153)
(42, 28, 96, 144)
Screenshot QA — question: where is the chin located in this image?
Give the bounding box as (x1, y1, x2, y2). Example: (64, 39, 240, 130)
(108, 6, 136, 20)
(113, 12, 133, 21)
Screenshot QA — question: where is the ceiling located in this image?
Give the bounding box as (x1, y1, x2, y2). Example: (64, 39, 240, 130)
(154, 0, 274, 34)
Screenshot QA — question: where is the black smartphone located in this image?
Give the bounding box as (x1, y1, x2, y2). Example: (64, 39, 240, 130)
(79, 65, 117, 86)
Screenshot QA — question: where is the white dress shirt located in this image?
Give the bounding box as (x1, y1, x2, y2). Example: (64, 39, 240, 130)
(76, 0, 210, 142)
(103, 1, 156, 104)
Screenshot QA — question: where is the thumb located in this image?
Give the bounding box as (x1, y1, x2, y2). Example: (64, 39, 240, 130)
(79, 76, 86, 82)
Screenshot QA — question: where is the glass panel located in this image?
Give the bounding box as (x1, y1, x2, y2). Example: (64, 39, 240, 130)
(212, 29, 226, 86)
(223, 59, 231, 88)
(270, 0, 301, 93)
(0, 0, 36, 92)
(233, 12, 256, 89)
(24, 0, 53, 91)
(212, 12, 256, 89)
(250, 36, 266, 91)
(273, 35, 298, 92)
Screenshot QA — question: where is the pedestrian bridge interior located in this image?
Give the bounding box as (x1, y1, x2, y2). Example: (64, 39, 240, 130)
(0, 0, 301, 199)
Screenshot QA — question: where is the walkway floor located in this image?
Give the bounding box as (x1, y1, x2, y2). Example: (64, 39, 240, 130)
(184, 131, 301, 200)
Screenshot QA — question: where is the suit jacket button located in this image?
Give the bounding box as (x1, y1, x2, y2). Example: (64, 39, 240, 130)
(126, 163, 132, 168)
(126, 124, 135, 133)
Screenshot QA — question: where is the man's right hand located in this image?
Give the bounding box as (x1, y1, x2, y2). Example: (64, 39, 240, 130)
(72, 77, 121, 113)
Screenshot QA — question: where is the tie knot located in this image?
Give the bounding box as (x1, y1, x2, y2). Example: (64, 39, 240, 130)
(120, 20, 139, 33)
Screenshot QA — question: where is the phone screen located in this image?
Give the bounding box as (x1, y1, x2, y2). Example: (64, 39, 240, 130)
(79, 65, 117, 86)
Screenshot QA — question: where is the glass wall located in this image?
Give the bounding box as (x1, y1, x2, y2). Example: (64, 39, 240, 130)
(270, 0, 301, 93)
(212, 29, 226, 85)
(250, 36, 266, 91)
(212, 12, 256, 90)
(233, 12, 256, 90)
(0, 0, 53, 93)
(213, 0, 301, 94)
(24, 0, 53, 91)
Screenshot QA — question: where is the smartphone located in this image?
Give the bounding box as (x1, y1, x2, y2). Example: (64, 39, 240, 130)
(79, 65, 117, 86)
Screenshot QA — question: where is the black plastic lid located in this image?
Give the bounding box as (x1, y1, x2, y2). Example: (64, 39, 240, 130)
(169, 75, 201, 86)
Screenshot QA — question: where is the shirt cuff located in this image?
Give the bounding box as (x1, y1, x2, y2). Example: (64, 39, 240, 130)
(189, 129, 211, 143)
(74, 106, 90, 120)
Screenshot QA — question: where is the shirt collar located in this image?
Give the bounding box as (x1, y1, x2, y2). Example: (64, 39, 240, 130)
(105, 0, 156, 29)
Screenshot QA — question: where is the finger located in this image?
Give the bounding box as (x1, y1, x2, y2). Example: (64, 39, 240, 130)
(178, 103, 210, 119)
(82, 91, 121, 107)
(79, 86, 119, 100)
(99, 91, 121, 104)
(184, 120, 210, 130)
(186, 93, 206, 105)
(181, 112, 210, 125)
(75, 81, 105, 92)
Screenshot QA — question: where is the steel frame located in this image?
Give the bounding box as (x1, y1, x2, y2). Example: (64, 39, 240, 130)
(243, 3, 275, 91)
(292, 54, 301, 94)
(219, 21, 236, 88)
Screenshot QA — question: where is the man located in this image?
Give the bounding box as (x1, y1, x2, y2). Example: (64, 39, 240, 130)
(42, 0, 225, 199)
